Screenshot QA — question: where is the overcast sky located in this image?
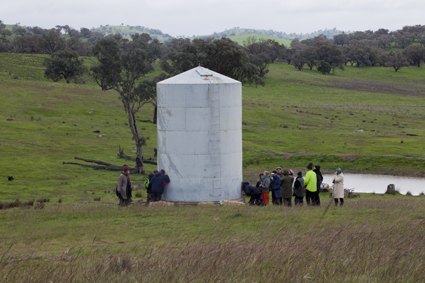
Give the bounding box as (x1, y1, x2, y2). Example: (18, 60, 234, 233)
(1, 0, 424, 36)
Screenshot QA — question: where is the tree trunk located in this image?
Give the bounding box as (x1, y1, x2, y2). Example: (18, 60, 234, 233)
(125, 101, 145, 174)
(153, 105, 157, 125)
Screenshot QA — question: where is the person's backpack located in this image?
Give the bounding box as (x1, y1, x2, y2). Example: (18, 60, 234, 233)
(269, 176, 274, 191)
(144, 177, 150, 189)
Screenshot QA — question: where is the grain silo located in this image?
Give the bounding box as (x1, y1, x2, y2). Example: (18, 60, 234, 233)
(157, 66, 242, 203)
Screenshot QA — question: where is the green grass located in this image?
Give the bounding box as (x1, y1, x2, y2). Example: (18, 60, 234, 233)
(2, 52, 425, 282)
(227, 33, 291, 46)
(1, 53, 425, 201)
(1, 197, 425, 281)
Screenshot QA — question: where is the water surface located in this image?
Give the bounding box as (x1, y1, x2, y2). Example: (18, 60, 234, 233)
(322, 174, 425, 196)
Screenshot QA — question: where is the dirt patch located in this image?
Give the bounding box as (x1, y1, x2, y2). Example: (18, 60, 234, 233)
(279, 77, 425, 97)
(329, 78, 425, 97)
(273, 151, 425, 162)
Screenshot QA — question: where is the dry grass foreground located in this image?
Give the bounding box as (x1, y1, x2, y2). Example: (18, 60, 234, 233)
(1, 196, 425, 282)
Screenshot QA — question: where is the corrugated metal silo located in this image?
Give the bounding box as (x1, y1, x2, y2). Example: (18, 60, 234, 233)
(157, 66, 242, 202)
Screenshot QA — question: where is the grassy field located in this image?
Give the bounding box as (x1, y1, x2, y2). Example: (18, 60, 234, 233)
(1, 52, 425, 281)
(1, 196, 425, 282)
(1, 53, 425, 202)
(227, 33, 291, 46)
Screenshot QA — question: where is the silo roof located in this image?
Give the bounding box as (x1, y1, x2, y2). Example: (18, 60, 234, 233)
(158, 66, 241, 85)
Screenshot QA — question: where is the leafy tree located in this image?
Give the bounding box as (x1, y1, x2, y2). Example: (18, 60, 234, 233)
(68, 29, 80, 38)
(244, 37, 286, 63)
(43, 49, 87, 83)
(14, 35, 41, 53)
(404, 45, 425, 67)
(39, 29, 66, 55)
(333, 33, 349, 46)
(317, 60, 331, 74)
(88, 32, 104, 44)
(91, 33, 162, 174)
(0, 29, 12, 37)
(315, 44, 344, 72)
(80, 27, 92, 38)
(383, 50, 409, 72)
(161, 37, 263, 86)
(12, 25, 27, 35)
(66, 36, 82, 52)
(248, 53, 270, 77)
(244, 38, 285, 78)
(0, 20, 5, 29)
(290, 50, 306, 70)
(302, 47, 317, 70)
(29, 26, 47, 35)
(394, 31, 413, 48)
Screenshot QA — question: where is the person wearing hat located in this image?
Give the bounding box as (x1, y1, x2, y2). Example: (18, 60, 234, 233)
(313, 165, 323, 206)
(303, 162, 318, 205)
(332, 168, 345, 206)
(271, 170, 282, 205)
(293, 172, 304, 205)
(116, 165, 132, 206)
(272, 168, 283, 205)
(279, 169, 294, 206)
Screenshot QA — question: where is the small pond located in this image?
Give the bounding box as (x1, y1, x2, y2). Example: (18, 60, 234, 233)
(322, 174, 425, 196)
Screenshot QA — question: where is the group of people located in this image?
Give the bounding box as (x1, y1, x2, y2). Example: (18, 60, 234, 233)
(242, 163, 345, 207)
(116, 162, 345, 207)
(116, 165, 170, 206)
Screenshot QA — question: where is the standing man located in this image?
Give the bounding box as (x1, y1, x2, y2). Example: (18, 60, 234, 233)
(293, 172, 305, 205)
(273, 167, 283, 205)
(271, 170, 282, 205)
(151, 169, 170, 202)
(117, 165, 132, 206)
(146, 169, 158, 204)
(303, 163, 317, 206)
(313, 165, 323, 206)
(279, 169, 294, 206)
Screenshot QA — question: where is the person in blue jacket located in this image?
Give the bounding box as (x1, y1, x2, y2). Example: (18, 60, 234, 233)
(271, 170, 282, 205)
(242, 182, 262, 206)
(151, 169, 170, 202)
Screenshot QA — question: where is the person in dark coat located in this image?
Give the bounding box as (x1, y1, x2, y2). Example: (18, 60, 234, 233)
(256, 173, 264, 188)
(117, 165, 132, 206)
(273, 167, 283, 204)
(313, 165, 323, 206)
(151, 169, 170, 202)
(271, 170, 282, 205)
(242, 182, 262, 206)
(279, 169, 294, 206)
(146, 169, 158, 204)
(293, 172, 305, 205)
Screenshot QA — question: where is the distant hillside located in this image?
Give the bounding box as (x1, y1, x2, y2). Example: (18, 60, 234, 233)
(194, 27, 346, 41)
(91, 25, 173, 42)
(227, 34, 291, 46)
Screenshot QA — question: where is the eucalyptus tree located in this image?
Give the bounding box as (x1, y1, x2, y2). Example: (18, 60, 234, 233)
(43, 49, 87, 83)
(91, 33, 162, 173)
(404, 45, 425, 67)
(383, 50, 409, 72)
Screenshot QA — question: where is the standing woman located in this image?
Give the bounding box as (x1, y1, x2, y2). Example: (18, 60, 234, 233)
(260, 171, 271, 206)
(332, 168, 345, 206)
